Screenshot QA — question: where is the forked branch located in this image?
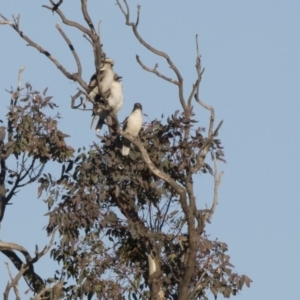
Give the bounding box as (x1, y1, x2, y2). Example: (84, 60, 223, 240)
(0, 13, 87, 91)
(116, 0, 186, 109)
(43, 0, 105, 72)
(1, 229, 57, 297)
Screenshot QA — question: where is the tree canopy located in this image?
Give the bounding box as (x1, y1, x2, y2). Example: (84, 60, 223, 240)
(0, 1, 251, 299)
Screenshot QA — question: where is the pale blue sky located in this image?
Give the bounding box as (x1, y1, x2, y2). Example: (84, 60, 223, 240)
(1, 1, 300, 299)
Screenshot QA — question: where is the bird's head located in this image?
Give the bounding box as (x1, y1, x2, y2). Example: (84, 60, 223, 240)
(105, 58, 114, 66)
(133, 103, 142, 111)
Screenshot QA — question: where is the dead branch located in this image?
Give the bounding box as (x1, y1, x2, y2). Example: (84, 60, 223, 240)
(56, 23, 82, 77)
(187, 35, 204, 107)
(83, 33, 93, 46)
(4, 262, 21, 300)
(71, 90, 85, 109)
(0, 241, 32, 260)
(136, 55, 178, 85)
(1, 229, 57, 295)
(1, 249, 44, 293)
(0, 13, 88, 91)
(81, 0, 96, 34)
(3, 264, 28, 300)
(44, 0, 105, 72)
(116, 0, 186, 109)
(206, 158, 224, 220)
(43, 1, 91, 35)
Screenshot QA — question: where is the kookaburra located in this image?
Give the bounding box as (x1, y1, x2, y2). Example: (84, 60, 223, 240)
(85, 58, 115, 103)
(121, 103, 143, 156)
(91, 73, 124, 132)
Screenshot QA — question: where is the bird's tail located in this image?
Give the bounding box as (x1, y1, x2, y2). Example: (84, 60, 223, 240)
(90, 115, 98, 130)
(91, 111, 108, 132)
(95, 118, 105, 132)
(121, 138, 131, 156)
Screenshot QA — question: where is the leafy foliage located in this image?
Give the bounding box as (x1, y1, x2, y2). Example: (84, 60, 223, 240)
(35, 110, 249, 299)
(0, 2, 251, 300)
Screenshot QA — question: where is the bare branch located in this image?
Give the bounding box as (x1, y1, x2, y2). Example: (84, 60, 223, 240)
(3, 264, 28, 300)
(56, 23, 82, 77)
(83, 33, 93, 46)
(0, 13, 87, 90)
(1, 249, 44, 293)
(195, 94, 214, 136)
(97, 19, 102, 37)
(0, 241, 32, 260)
(8, 66, 26, 106)
(17, 66, 26, 94)
(71, 90, 85, 109)
(44, 0, 104, 76)
(193, 35, 214, 139)
(206, 158, 224, 220)
(190, 120, 224, 174)
(81, 0, 96, 34)
(187, 35, 203, 107)
(136, 55, 178, 85)
(4, 262, 21, 300)
(43, 1, 91, 35)
(116, 0, 186, 109)
(1, 229, 57, 294)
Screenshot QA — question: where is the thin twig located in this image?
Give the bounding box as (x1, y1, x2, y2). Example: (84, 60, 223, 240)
(83, 33, 93, 46)
(0, 13, 87, 90)
(5, 262, 21, 300)
(44, 0, 104, 78)
(3, 264, 28, 300)
(44, 1, 91, 35)
(190, 120, 223, 174)
(187, 35, 203, 107)
(136, 55, 178, 85)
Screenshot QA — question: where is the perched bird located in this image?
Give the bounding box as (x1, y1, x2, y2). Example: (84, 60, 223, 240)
(91, 74, 124, 132)
(85, 58, 115, 103)
(0, 127, 6, 144)
(122, 103, 143, 156)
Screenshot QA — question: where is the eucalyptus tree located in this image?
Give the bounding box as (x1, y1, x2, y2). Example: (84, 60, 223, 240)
(0, 1, 251, 299)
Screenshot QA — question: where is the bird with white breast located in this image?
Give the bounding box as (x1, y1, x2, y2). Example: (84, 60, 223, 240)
(121, 103, 143, 156)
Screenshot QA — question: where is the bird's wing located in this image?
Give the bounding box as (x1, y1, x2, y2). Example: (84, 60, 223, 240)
(102, 88, 111, 100)
(87, 70, 106, 93)
(122, 116, 129, 131)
